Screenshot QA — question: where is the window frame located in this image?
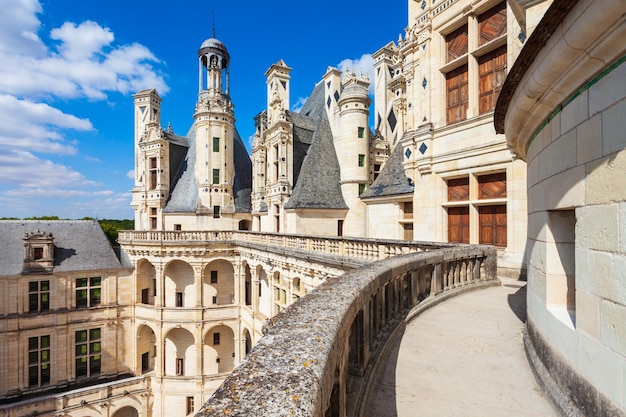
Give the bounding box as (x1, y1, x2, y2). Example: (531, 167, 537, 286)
(75, 328, 101, 378)
(75, 277, 101, 309)
(29, 280, 50, 313)
(28, 335, 50, 387)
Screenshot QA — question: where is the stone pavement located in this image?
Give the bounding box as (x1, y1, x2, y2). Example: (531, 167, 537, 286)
(365, 278, 556, 417)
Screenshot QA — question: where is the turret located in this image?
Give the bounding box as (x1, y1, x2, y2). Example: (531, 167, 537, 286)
(194, 35, 236, 217)
(335, 71, 371, 237)
(131, 89, 168, 230)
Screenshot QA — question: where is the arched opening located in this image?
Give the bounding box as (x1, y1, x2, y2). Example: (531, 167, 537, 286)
(112, 406, 138, 417)
(203, 259, 235, 306)
(243, 328, 252, 356)
(204, 325, 235, 374)
(164, 261, 195, 308)
(164, 328, 195, 376)
(136, 259, 156, 305)
(137, 325, 156, 374)
(257, 266, 271, 317)
(238, 219, 251, 230)
(292, 277, 302, 303)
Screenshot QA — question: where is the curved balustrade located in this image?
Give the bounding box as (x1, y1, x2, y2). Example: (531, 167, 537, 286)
(198, 245, 497, 417)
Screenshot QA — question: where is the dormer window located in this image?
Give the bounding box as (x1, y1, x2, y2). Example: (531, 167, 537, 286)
(23, 232, 54, 274)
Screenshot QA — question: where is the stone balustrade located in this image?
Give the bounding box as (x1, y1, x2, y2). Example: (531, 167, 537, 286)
(197, 244, 497, 417)
(118, 230, 459, 264)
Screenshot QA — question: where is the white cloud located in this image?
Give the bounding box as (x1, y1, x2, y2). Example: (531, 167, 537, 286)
(0, 0, 46, 56)
(126, 170, 134, 179)
(337, 54, 375, 95)
(50, 21, 114, 60)
(0, 94, 92, 154)
(0, 1, 169, 219)
(0, 150, 99, 188)
(291, 96, 308, 113)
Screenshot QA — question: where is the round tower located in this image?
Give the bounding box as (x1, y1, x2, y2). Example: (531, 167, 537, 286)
(194, 35, 236, 217)
(336, 72, 371, 237)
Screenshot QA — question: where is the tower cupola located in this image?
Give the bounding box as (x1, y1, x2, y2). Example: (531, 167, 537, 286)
(198, 36, 231, 98)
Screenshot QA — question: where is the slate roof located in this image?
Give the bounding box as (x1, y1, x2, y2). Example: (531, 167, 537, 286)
(285, 106, 347, 210)
(0, 220, 131, 276)
(162, 126, 252, 213)
(360, 141, 414, 198)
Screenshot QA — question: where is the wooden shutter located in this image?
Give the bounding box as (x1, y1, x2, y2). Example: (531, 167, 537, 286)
(478, 45, 507, 114)
(446, 25, 468, 62)
(478, 172, 506, 199)
(448, 206, 470, 244)
(479, 205, 507, 247)
(478, 2, 506, 46)
(446, 65, 469, 124)
(447, 177, 469, 201)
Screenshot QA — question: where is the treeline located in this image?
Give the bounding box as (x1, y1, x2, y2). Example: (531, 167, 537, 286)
(0, 216, 134, 246)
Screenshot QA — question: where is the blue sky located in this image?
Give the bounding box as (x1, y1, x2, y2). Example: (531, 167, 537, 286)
(0, 0, 406, 220)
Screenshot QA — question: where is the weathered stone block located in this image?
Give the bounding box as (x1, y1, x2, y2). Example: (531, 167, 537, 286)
(576, 204, 619, 252)
(576, 113, 602, 165)
(602, 98, 626, 156)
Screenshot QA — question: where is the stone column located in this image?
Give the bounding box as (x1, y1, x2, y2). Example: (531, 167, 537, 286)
(193, 264, 203, 308)
(251, 268, 260, 314)
(195, 323, 203, 378)
(155, 263, 164, 308)
(233, 259, 241, 306)
(155, 326, 164, 378)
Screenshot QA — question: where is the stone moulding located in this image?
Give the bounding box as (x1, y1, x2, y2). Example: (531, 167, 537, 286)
(197, 245, 497, 417)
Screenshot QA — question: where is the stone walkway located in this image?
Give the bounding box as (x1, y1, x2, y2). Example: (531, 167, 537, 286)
(365, 278, 556, 417)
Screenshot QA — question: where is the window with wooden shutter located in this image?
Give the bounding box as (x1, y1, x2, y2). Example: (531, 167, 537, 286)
(478, 45, 507, 114)
(446, 65, 469, 124)
(478, 172, 506, 199)
(479, 205, 507, 247)
(478, 2, 507, 46)
(447, 177, 469, 201)
(446, 25, 468, 62)
(448, 206, 470, 244)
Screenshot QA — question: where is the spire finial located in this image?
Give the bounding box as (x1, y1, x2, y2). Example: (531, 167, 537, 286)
(212, 10, 216, 38)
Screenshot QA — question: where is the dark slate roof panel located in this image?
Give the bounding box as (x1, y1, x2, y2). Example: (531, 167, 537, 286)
(360, 142, 414, 198)
(0, 220, 130, 276)
(298, 81, 326, 121)
(163, 126, 198, 213)
(232, 129, 252, 213)
(284, 110, 347, 210)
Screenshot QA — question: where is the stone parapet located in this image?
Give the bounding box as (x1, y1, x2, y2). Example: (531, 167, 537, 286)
(197, 244, 497, 417)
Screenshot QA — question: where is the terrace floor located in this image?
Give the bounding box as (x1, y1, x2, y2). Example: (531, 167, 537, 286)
(365, 277, 556, 417)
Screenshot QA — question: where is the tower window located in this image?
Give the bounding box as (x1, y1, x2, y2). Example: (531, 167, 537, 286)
(358, 154, 365, 167)
(210, 270, 218, 283)
(213, 332, 221, 346)
(358, 127, 365, 138)
(213, 137, 220, 152)
(149, 157, 157, 190)
(212, 169, 220, 184)
(150, 207, 157, 230)
(358, 183, 366, 195)
(213, 205, 220, 218)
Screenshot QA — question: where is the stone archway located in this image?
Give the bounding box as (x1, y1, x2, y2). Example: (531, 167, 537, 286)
(111, 406, 138, 417)
(164, 260, 194, 308)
